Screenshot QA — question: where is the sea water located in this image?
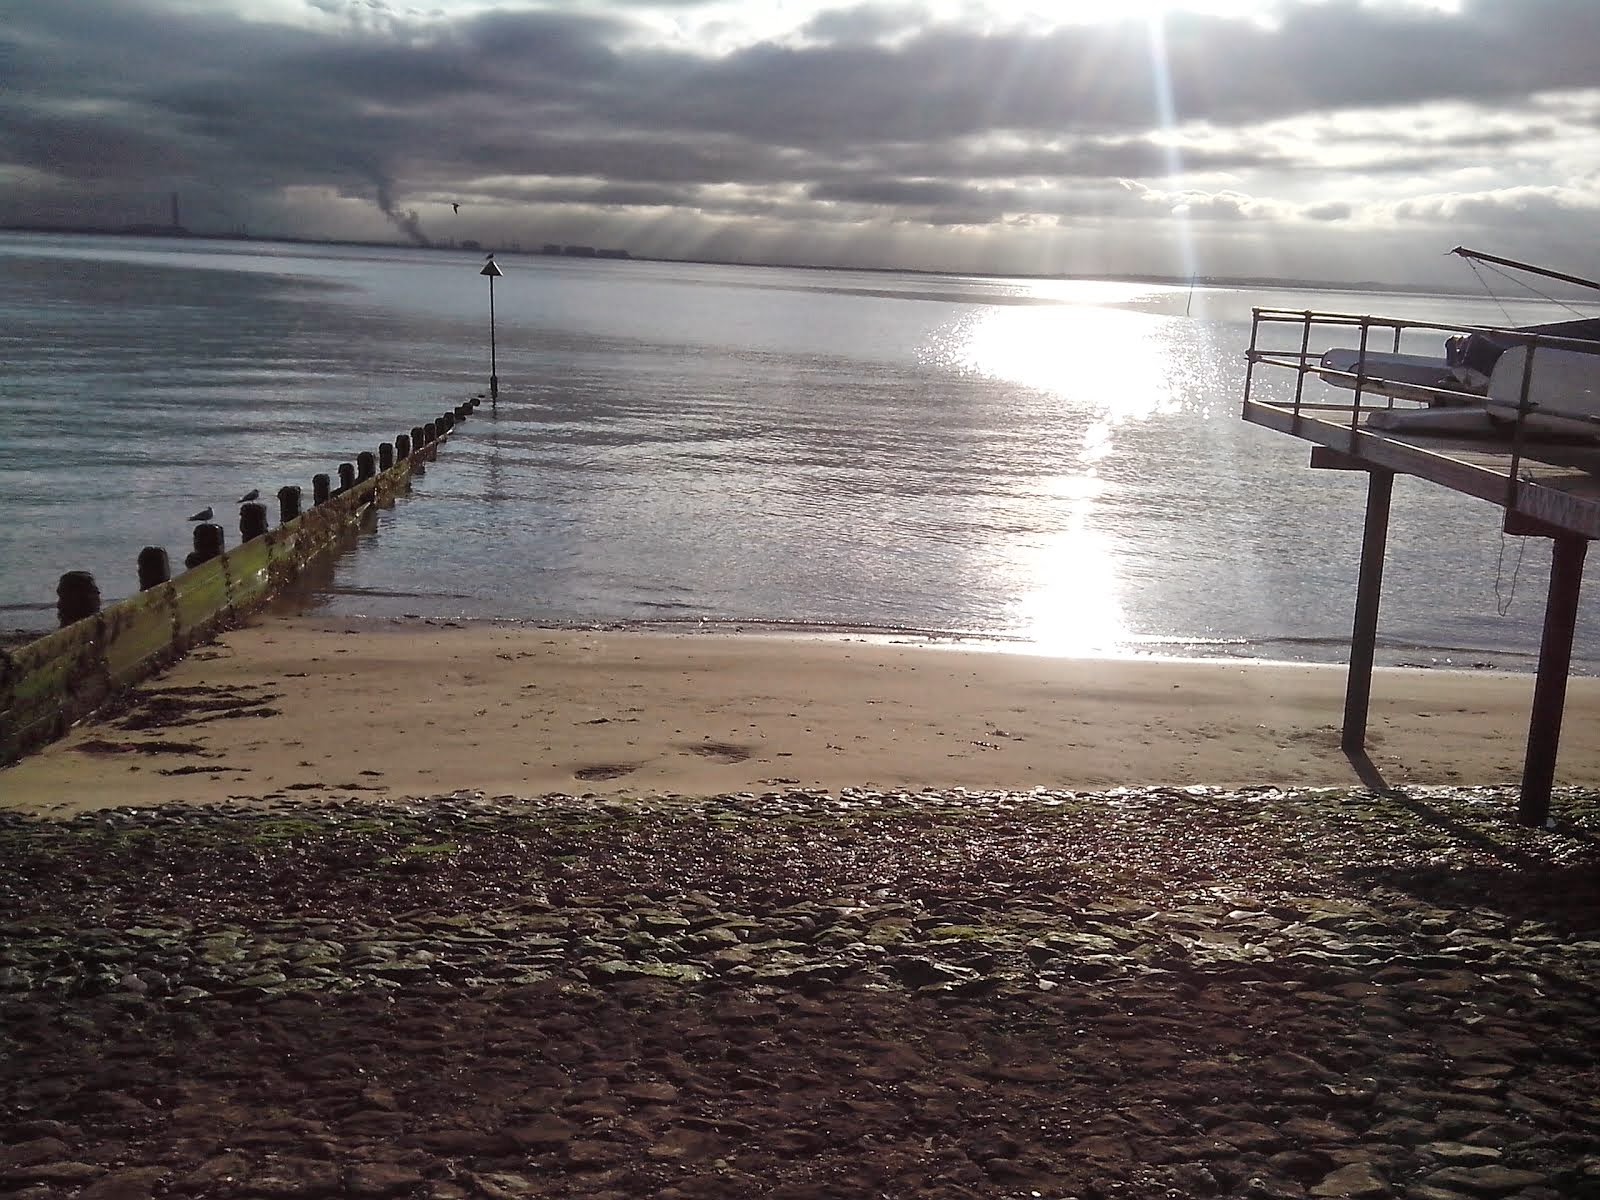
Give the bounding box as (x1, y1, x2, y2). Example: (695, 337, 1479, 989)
(2, 231, 1596, 671)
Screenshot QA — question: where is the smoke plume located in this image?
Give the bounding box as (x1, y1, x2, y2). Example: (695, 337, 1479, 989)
(374, 176, 430, 247)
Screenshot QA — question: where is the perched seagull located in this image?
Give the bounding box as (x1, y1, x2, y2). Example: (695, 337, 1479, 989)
(188, 506, 213, 522)
(238, 488, 259, 503)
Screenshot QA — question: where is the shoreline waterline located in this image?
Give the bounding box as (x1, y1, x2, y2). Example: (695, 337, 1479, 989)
(6, 612, 1598, 818)
(259, 608, 1564, 676)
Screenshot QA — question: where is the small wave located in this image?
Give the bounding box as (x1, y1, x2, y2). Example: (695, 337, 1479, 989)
(314, 586, 480, 601)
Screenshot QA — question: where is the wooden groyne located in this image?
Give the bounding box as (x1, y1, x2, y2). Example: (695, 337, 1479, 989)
(0, 399, 481, 766)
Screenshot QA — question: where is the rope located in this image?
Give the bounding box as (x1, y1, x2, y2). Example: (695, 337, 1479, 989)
(1494, 526, 1528, 616)
(1467, 259, 1517, 325)
(1467, 257, 1591, 320)
(1493, 471, 1537, 617)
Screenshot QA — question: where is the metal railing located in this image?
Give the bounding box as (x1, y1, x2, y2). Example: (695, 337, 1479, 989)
(1242, 306, 1600, 517)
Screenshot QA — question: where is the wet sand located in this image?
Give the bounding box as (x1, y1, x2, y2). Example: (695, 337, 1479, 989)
(6, 615, 1600, 816)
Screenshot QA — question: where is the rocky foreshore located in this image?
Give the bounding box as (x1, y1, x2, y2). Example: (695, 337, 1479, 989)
(2, 785, 1598, 1199)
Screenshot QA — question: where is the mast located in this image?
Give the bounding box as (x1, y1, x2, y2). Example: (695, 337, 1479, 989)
(1450, 246, 1600, 295)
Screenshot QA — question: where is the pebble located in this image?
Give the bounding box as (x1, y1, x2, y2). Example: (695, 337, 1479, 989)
(1, 784, 1596, 1196)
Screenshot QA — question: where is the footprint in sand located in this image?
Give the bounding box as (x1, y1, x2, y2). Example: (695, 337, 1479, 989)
(680, 741, 752, 765)
(573, 763, 638, 781)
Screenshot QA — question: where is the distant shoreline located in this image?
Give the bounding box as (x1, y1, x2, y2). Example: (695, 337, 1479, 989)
(0, 223, 1479, 297)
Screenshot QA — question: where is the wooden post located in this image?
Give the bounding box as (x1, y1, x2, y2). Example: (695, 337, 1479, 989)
(455, 404, 468, 421)
(240, 502, 269, 541)
(1342, 469, 1394, 753)
(1520, 534, 1589, 826)
(357, 451, 376, 481)
(278, 485, 302, 524)
(337, 462, 356, 492)
(379, 442, 395, 471)
(56, 571, 101, 626)
(411, 425, 426, 449)
(440, 413, 455, 433)
(312, 473, 332, 506)
(185, 523, 224, 569)
(396, 433, 411, 459)
(423, 422, 437, 444)
(137, 547, 170, 591)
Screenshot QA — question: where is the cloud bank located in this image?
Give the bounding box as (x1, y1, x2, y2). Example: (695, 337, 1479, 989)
(3, 0, 1597, 284)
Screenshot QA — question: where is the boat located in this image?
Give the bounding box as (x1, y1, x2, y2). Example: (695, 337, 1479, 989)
(1317, 348, 1465, 405)
(1317, 247, 1600, 440)
(1485, 341, 1600, 437)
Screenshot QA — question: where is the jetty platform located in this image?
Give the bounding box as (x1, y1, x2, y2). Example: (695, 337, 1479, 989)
(1242, 307, 1600, 826)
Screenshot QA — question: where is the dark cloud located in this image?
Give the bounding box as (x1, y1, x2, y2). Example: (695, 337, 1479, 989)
(802, 3, 927, 44)
(809, 178, 997, 208)
(1, 0, 1595, 278)
(1304, 201, 1353, 221)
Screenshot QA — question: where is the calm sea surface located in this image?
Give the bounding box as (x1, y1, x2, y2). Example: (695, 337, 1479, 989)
(3, 232, 1597, 670)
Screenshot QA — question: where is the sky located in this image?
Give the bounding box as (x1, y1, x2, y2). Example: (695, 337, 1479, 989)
(2, 0, 1598, 287)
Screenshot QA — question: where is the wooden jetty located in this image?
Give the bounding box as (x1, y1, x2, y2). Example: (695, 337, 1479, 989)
(1242, 307, 1599, 825)
(0, 398, 484, 766)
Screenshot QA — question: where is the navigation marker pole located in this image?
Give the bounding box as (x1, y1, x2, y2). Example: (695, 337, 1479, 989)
(481, 253, 503, 409)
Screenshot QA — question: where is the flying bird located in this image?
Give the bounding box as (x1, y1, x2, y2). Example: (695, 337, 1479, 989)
(188, 506, 213, 522)
(238, 488, 259, 503)
(452, 202, 460, 214)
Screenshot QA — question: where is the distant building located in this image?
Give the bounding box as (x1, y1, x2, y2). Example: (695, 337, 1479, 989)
(556, 245, 633, 259)
(542, 243, 562, 255)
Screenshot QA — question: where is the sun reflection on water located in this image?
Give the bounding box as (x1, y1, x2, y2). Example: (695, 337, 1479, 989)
(1009, 486, 1130, 657)
(939, 302, 1182, 422)
(926, 291, 1190, 657)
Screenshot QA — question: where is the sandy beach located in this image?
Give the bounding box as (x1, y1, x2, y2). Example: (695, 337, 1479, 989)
(6, 619, 1600, 1197)
(6, 615, 1599, 816)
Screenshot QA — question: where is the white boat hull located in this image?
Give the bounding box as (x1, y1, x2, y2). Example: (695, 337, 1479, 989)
(1486, 345, 1600, 437)
(1318, 349, 1462, 404)
(1364, 407, 1502, 436)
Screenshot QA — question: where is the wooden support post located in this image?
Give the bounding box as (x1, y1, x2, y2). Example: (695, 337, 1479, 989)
(56, 571, 101, 627)
(423, 422, 437, 444)
(395, 434, 411, 459)
(1342, 469, 1394, 754)
(240, 502, 269, 542)
(312, 474, 332, 506)
(379, 442, 395, 471)
(1520, 534, 1589, 826)
(278, 485, 302, 524)
(137, 547, 170, 591)
(357, 451, 376, 481)
(185, 524, 224, 569)
(411, 425, 426, 449)
(337, 462, 356, 492)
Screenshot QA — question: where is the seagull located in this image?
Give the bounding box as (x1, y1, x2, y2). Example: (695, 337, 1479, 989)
(452, 202, 460, 214)
(188, 506, 213, 522)
(238, 488, 259, 503)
